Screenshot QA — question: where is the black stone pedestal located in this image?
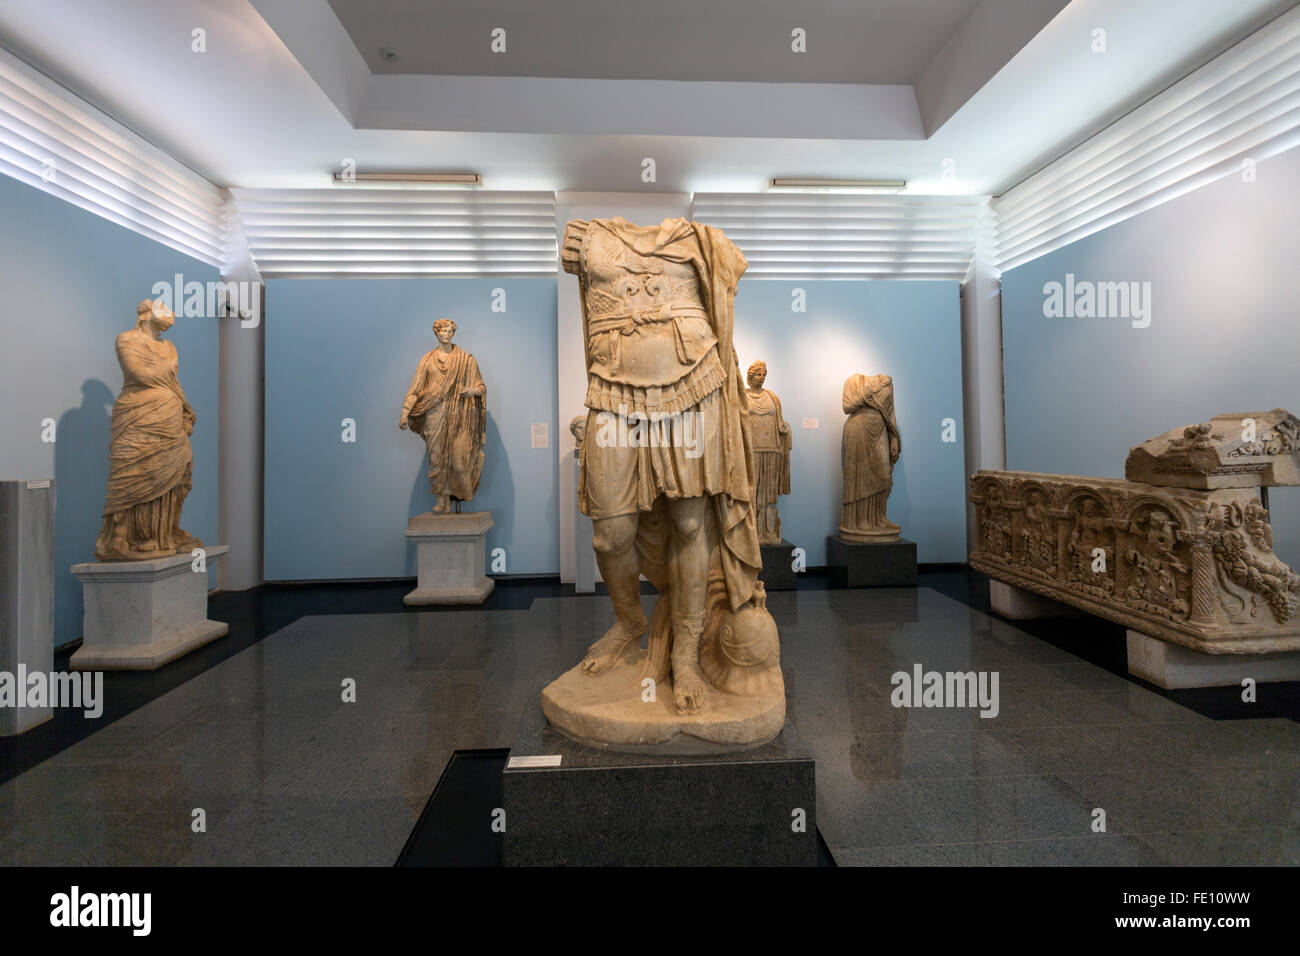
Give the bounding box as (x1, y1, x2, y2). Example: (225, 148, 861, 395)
(759, 538, 797, 591)
(502, 708, 817, 866)
(826, 535, 917, 588)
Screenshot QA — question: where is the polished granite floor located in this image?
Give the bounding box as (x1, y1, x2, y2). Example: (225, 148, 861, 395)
(1, 586, 1296, 866)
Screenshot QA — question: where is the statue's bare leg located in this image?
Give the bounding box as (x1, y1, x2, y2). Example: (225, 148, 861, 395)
(667, 496, 710, 713)
(583, 512, 646, 674)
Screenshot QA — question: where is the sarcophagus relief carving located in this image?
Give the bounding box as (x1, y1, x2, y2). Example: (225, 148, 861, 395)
(1125, 409, 1300, 489)
(969, 471, 1300, 654)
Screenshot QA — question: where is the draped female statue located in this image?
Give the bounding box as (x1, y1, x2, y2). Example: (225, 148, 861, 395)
(399, 319, 487, 513)
(745, 360, 791, 545)
(95, 299, 203, 561)
(840, 373, 902, 541)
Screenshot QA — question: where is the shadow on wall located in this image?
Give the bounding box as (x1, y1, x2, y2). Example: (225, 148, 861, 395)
(542, 437, 561, 573)
(406, 444, 425, 575)
(478, 416, 512, 571)
(405, 414, 514, 576)
(53, 380, 113, 647)
(891, 459, 913, 535)
(824, 417, 843, 536)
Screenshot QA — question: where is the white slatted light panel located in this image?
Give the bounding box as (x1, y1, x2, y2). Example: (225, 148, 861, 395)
(0, 47, 226, 267)
(691, 193, 990, 282)
(231, 188, 559, 278)
(993, 5, 1300, 274)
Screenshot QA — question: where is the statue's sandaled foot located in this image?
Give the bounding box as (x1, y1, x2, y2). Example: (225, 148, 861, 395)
(671, 614, 709, 713)
(580, 617, 646, 675)
(672, 661, 710, 714)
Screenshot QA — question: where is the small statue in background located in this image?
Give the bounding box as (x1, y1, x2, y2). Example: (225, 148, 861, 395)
(400, 319, 487, 513)
(840, 373, 901, 541)
(95, 299, 204, 561)
(569, 414, 587, 455)
(745, 360, 791, 545)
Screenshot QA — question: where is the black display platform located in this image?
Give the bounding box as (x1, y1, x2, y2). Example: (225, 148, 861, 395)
(397, 749, 506, 866)
(759, 538, 797, 590)
(502, 707, 817, 866)
(826, 535, 917, 588)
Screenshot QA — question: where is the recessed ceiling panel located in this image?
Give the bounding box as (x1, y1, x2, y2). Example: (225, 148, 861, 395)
(326, 0, 984, 83)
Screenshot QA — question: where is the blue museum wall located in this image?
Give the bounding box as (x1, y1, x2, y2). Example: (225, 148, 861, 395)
(1001, 145, 1300, 568)
(0, 173, 221, 648)
(263, 278, 559, 580)
(731, 279, 966, 566)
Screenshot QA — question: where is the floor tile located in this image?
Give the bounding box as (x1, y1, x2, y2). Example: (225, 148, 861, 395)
(2, 588, 1295, 867)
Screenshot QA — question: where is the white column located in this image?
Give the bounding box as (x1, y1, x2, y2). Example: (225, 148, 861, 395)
(217, 223, 264, 592)
(959, 208, 1006, 552)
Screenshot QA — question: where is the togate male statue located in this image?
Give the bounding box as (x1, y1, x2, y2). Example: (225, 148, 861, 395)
(400, 319, 487, 513)
(95, 299, 204, 561)
(542, 216, 785, 750)
(746, 360, 791, 545)
(840, 373, 902, 541)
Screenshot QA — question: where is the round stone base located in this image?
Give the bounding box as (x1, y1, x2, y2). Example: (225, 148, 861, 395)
(541, 648, 785, 753)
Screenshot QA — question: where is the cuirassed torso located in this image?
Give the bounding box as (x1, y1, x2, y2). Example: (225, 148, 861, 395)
(564, 219, 724, 413)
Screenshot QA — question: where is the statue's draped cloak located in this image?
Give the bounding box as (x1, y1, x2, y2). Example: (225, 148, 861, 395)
(841, 373, 900, 505)
(405, 345, 486, 500)
(102, 331, 193, 517)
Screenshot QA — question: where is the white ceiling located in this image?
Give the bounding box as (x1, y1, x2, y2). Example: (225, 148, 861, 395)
(0, 0, 1291, 196)
(325, 0, 985, 83)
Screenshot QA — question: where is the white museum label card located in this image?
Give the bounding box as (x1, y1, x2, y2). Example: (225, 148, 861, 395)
(26, 479, 51, 489)
(531, 423, 549, 448)
(506, 755, 562, 768)
(802, 418, 819, 429)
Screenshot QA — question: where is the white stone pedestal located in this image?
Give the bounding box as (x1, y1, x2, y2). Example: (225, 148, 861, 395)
(404, 511, 494, 605)
(989, 579, 1083, 620)
(70, 545, 228, 670)
(1126, 629, 1300, 689)
(1, 480, 55, 734)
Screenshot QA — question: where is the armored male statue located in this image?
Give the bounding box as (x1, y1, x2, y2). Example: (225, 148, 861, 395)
(745, 360, 791, 545)
(542, 217, 784, 747)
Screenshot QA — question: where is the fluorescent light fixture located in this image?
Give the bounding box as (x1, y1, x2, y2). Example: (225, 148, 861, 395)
(332, 172, 482, 186)
(768, 178, 907, 193)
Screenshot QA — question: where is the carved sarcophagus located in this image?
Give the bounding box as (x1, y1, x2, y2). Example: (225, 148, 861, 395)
(969, 470, 1300, 654)
(1125, 409, 1300, 489)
